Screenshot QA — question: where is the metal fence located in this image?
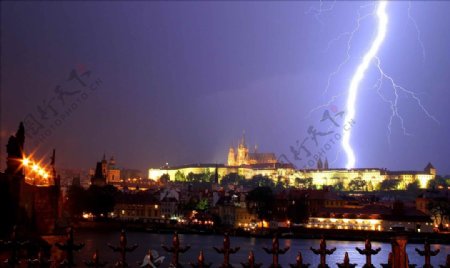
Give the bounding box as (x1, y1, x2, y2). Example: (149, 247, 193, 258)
(1, 227, 448, 268)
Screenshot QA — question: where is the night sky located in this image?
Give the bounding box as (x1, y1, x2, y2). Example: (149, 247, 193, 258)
(1, 1, 450, 174)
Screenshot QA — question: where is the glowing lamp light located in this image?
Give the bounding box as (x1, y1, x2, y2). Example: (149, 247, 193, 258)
(38, 169, 45, 176)
(22, 158, 30, 166)
(32, 164, 39, 171)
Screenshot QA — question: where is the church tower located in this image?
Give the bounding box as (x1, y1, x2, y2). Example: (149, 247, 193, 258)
(101, 153, 108, 178)
(236, 132, 249, 166)
(109, 156, 116, 167)
(324, 158, 329, 170)
(227, 146, 236, 166)
(424, 162, 436, 176)
(6, 122, 25, 176)
(317, 158, 323, 170)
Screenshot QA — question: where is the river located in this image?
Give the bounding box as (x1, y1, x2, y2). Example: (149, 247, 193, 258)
(69, 230, 449, 267)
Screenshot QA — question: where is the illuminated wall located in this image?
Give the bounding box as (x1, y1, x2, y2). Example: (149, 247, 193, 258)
(148, 165, 435, 190)
(107, 169, 121, 184)
(306, 216, 434, 232)
(307, 217, 383, 231)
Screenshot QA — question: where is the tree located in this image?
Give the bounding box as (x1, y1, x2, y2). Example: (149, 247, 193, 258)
(250, 175, 275, 188)
(427, 176, 449, 190)
(195, 198, 209, 212)
(276, 176, 289, 189)
(332, 182, 344, 191)
(427, 198, 450, 229)
(186, 172, 212, 183)
(186, 172, 196, 182)
(294, 178, 313, 189)
(348, 178, 367, 191)
(367, 181, 374, 191)
(160, 173, 170, 183)
(201, 169, 212, 182)
(220, 173, 244, 186)
(380, 179, 400, 190)
(246, 187, 275, 223)
(174, 171, 185, 182)
(406, 180, 420, 191)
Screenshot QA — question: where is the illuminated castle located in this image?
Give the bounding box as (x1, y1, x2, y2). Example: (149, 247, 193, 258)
(148, 135, 437, 190)
(227, 133, 277, 166)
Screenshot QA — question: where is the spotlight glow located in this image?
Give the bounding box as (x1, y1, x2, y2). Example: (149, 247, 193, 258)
(342, 1, 388, 169)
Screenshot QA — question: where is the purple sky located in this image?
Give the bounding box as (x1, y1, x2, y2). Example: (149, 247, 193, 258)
(1, 1, 450, 174)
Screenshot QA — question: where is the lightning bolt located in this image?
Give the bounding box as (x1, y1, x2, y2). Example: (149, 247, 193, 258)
(373, 56, 440, 144)
(299, 1, 437, 170)
(307, 3, 375, 117)
(408, 1, 426, 61)
(305, 0, 336, 26)
(342, 0, 388, 169)
(322, 3, 375, 96)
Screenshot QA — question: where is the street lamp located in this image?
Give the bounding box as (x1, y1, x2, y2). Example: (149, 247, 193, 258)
(32, 164, 39, 172)
(22, 158, 30, 166)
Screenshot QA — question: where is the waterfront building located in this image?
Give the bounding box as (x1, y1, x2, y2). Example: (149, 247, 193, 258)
(114, 192, 162, 222)
(305, 204, 433, 232)
(415, 190, 450, 229)
(214, 193, 258, 229)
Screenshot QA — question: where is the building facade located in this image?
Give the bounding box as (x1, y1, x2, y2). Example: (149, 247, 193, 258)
(90, 155, 121, 186)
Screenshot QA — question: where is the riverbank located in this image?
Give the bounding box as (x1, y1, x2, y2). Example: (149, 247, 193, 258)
(74, 220, 450, 245)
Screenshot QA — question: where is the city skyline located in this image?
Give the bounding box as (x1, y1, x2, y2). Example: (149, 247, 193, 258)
(2, 1, 450, 173)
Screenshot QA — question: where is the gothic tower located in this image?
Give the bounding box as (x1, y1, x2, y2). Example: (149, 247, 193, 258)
(101, 153, 108, 178)
(424, 162, 436, 176)
(227, 146, 236, 166)
(236, 132, 249, 166)
(317, 158, 323, 170)
(109, 156, 116, 167)
(324, 158, 329, 170)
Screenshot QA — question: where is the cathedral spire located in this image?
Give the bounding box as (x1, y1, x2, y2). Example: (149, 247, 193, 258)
(16, 122, 25, 153)
(6, 122, 25, 175)
(240, 130, 246, 147)
(317, 158, 323, 170)
(51, 149, 56, 179)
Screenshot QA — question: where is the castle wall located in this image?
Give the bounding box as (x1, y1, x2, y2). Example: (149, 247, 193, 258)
(148, 164, 435, 191)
